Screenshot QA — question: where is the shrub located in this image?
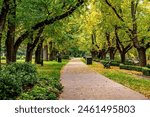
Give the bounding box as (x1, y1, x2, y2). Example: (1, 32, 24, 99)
(48, 92, 57, 100)
(1, 56, 6, 60)
(146, 64, 150, 68)
(16, 56, 21, 60)
(119, 64, 142, 72)
(20, 76, 63, 100)
(93, 59, 100, 62)
(62, 55, 70, 59)
(100, 60, 120, 66)
(124, 61, 134, 65)
(5, 62, 37, 87)
(0, 63, 38, 99)
(142, 67, 150, 76)
(0, 71, 22, 99)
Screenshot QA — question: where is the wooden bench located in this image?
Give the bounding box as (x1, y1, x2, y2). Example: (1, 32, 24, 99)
(103, 61, 112, 68)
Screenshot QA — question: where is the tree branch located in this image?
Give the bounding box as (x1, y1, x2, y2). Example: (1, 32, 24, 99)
(105, 0, 124, 22)
(0, 0, 10, 30)
(14, 0, 84, 51)
(125, 44, 133, 53)
(135, 0, 140, 14)
(146, 42, 150, 49)
(31, 26, 45, 50)
(115, 26, 122, 53)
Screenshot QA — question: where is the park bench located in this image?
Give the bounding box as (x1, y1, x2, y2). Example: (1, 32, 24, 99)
(103, 61, 112, 68)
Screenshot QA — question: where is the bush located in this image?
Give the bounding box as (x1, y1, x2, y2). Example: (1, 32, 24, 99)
(1, 56, 6, 60)
(146, 64, 150, 68)
(16, 56, 21, 60)
(93, 59, 100, 62)
(0, 71, 22, 99)
(62, 55, 70, 59)
(0, 63, 38, 99)
(119, 64, 142, 72)
(100, 60, 120, 66)
(142, 67, 150, 76)
(19, 76, 62, 100)
(124, 61, 134, 65)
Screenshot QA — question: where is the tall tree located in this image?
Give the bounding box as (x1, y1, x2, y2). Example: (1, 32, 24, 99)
(0, 0, 10, 64)
(25, 26, 44, 62)
(5, 0, 84, 63)
(104, 0, 150, 66)
(5, 0, 16, 63)
(115, 26, 133, 63)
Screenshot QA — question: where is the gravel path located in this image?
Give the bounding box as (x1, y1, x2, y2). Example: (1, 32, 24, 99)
(60, 58, 147, 100)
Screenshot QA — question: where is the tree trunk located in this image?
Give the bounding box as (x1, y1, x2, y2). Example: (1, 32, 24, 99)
(25, 27, 44, 62)
(5, 0, 16, 64)
(6, 20, 15, 63)
(35, 38, 44, 65)
(25, 43, 33, 62)
(109, 47, 116, 60)
(137, 47, 146, 67)
(0, 0, 10, 65)
(43, 45, 48, 61)
(101, 49, 107, 59)
(0, 33, 2, 66)
(110, 52, 115, 60)
(35, 47, 41, 64)
(48, 41, 56, 61)
(12, 1, 84, 64)
(120, 52, 126, 63)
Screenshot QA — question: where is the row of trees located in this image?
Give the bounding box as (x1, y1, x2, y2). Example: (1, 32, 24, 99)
(0, 0, 150, 66)
(77, 0, 150, 66)
(0, 0, 84, 64)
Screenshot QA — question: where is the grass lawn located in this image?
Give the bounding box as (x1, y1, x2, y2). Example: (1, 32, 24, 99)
(37, 60, 68, 79)
(82, 59, 150, 99)
(18, 60, 69, 100)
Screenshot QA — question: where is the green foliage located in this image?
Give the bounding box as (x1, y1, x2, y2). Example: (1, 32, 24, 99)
(1, 56, 6, 60)
(19, 60, 68, 100)
(100, 60, 120, 66)
(119, 64, 150, 76)
(0, 63, 38, 99)
(19, 76, 62, 100)
(146, 64, 150, 68)
(62, 55, 70, 59)
(119, 64, 142, 72)
(142, 67, 150, 76)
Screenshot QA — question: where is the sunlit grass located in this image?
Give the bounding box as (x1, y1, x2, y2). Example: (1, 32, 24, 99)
(82, 59, 150, 99)
(37, 60, 68, 78)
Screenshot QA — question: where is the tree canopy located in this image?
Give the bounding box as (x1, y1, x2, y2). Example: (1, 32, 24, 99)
(0, 0, 150, 66)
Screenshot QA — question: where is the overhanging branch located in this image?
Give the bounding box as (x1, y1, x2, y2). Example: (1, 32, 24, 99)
(14, 0, 84, 51)
(105, 0, 124, 22)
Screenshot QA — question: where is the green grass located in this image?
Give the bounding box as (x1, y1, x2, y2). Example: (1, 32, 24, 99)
(37, 60, 68, 78)
(18, 60, 68, 100)
(1, 59, 34, 64)
(82, 59, 150, 99)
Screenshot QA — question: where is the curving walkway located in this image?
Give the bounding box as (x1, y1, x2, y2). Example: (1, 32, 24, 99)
(60, 58, 147, 100)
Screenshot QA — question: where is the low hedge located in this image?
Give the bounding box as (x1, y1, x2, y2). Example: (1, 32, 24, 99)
(119, 64, 142, 72)
(62, 55, 70, 59)
(119, 64, 150, 76)
(142, 67, 150, 76)
(100, 60, 120, 66)
(1, 56, 6, 60)
(146, 64, 150, 68)
(0, 63, 38, 99)
(93, 59, 100, 62)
